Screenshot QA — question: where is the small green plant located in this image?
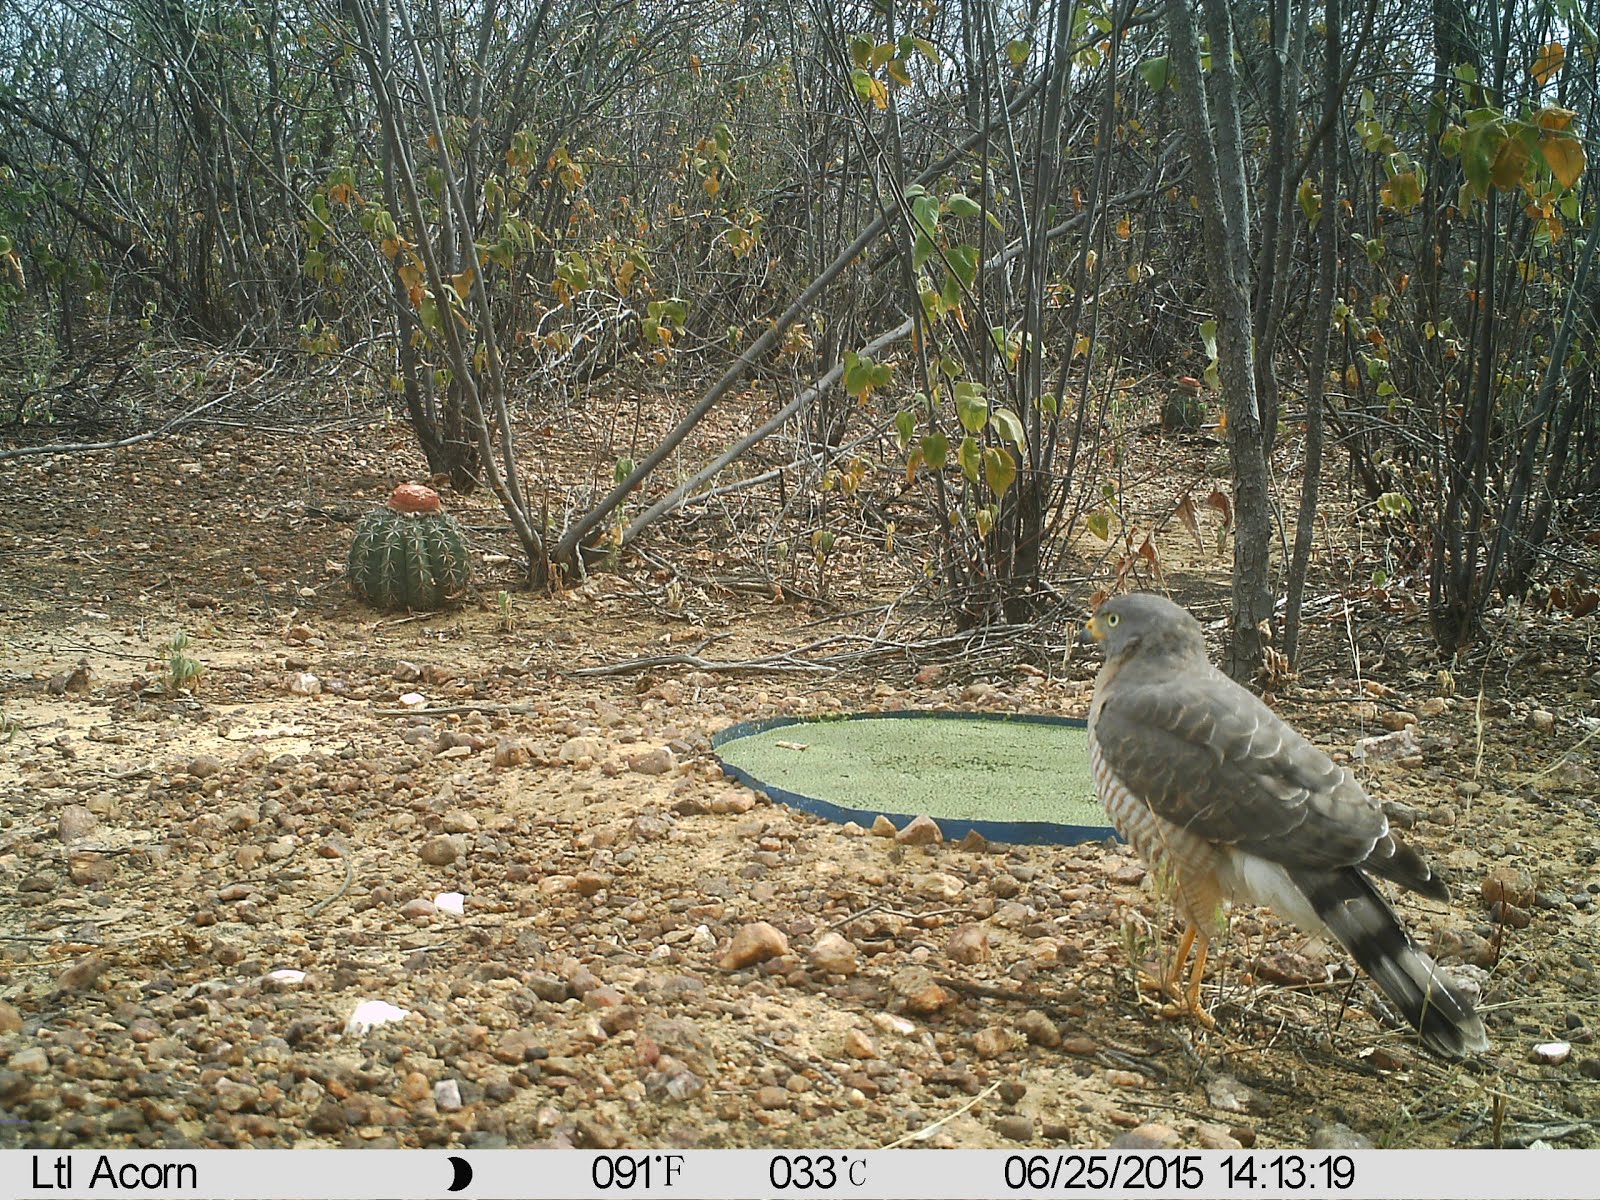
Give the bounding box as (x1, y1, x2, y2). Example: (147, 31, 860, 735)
(348, 483, 472, 611)
(496, 589, 515, 632)
(165, 629, 203, 694)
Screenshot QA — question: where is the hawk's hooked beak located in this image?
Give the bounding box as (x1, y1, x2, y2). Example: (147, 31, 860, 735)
(1078, 615, 1104, 646)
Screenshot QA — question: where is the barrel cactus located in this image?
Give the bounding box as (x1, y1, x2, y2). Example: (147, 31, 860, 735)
(348, 483, 471, 611)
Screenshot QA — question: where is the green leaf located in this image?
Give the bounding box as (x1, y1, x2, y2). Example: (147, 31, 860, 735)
(1086, 509, 1111, 540)
(1199, 319, 1218, 362)
(957, 435, 981, 483)
(912, 194, 941, 238)
(921, 432, 949, 469)
(946, 192, 982, 218)
(1297, 177, 1322, 227)
(992, 407, 1026, 447)
(954, 381, 988, 434)
(1137, 56, 1170, 90)
(947, 243, 979, 287)
(983, 447, 1017, 497)
(894, 409, 916, 448)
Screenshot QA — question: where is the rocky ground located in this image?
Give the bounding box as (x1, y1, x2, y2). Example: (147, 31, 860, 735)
(2, 404, 1598, 1153)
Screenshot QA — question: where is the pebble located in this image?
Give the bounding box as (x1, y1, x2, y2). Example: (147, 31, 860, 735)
(69, 855, 115, 885)
(945, 924, 990, 965)
(843, 1029, 876, 1059)
(1195, 1124, 1244, 1150)
(718, 922, 789, 970)
(419, 836, 459, 866)
(972, 1026, 1016, 1059)
(754, 1086, 790, 1110)
(1309, 1121, 1372, 1149)
(288, 672, 321, 696)
(188, 754, 224, 778)
(808, 932, 860, 976)
(1482, 866, 1535, 910)
(1381, 710, 1417, 730)
(1528, 709, 1555, 733)
(493, 739, 532, 767)
(57, 805, 97, 843)
(901, 982, 955, 1015)
(917, 872, 965, 900)
(1109, 1123, 1180, 1149)
(1531, 1042, 1571, 1065)
(559, 735, 607, 764)
(895, 815, 943, 845)
(57, 953, 109, 991)
(435, 1079, 463, 1111)
(442, 810, 479, 834)
(628, 747, 676, 775)
(1204, 1074, 1257, 1113)
(399, 898, 437, 919)
(0, 1001, 21, 1034)
(994, 1114, 1034, 1142)
(989, 873, 1022, 898)
(7, 1048, 48, 1074)
(1352, 727, 1420, 761)
(1017, 1010, 1061, 1048)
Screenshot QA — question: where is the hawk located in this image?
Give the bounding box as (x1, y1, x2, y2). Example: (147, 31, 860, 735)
(1080, 592, 1488, 1058)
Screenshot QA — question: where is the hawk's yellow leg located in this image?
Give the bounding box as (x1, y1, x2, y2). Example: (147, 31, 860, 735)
(1137, 924, 1217, 1029)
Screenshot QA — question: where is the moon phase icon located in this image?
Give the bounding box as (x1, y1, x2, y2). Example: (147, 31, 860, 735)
(446, 1156, 473, 1192)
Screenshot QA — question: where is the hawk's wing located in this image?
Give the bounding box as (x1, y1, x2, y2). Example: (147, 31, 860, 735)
(1092, 662, 1385, 872)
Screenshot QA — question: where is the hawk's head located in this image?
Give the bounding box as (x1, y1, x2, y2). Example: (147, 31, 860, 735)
(1079, 592, 1207, 661)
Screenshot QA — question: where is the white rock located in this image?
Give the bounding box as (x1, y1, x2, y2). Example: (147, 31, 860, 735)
(288, 672, 321, 696)
(434, 891, 466, 915)
(434, 1079, 463, 1111)
(1531, 1041, 1571, 1065)
(398, 692, 428, 709)
(344, 1000, 412, 1035)
(266, 969, 307, 985)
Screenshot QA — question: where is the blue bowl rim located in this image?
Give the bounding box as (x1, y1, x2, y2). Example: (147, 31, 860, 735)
(711, 709, 1116, 847)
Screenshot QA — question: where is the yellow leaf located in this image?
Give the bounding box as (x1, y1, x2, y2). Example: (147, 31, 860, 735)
(974, 507, 993, 538)
(1490, 136, 1530, 189)
(1541, 135, 1586, 191)
(1535, 105, 1577, 131)
(451, 268, 476, 300)
(1530, 42, 1564, 86)
(1115, 215, 1131, 239)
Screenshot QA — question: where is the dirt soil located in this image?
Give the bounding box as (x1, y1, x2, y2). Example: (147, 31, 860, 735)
(2, 395, 1598, 1154)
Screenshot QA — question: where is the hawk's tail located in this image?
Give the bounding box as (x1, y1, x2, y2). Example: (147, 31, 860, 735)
(1290, 867, 1489, 1059)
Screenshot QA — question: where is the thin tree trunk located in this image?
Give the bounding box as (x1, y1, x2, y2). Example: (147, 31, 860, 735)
(1285, 0, 1343, 666)
(1167, 0, 1273, 681)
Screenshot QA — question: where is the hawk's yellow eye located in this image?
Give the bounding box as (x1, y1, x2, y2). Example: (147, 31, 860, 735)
(1105, 612, 1120, 627)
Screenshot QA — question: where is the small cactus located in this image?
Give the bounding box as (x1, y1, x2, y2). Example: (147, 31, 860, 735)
(348, 484, 471, 610)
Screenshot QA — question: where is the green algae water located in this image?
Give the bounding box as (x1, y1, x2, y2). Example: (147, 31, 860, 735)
(715, 712, 1106, 841)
